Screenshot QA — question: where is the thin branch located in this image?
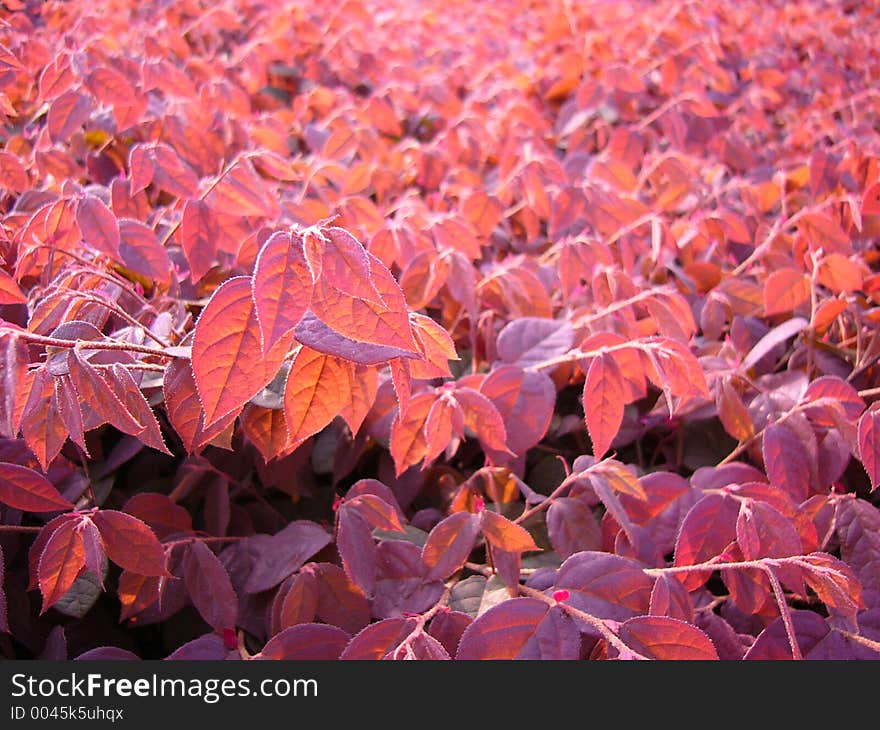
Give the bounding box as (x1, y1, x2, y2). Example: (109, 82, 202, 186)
(1, 328, 172, 359)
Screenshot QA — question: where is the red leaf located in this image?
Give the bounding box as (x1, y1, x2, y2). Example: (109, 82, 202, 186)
(294, 311, 417, 364)
(76, 196, 121, 260)
(673, 493, 739, 590)
(20, 370, 68, 470)
(649, 573, 694, 622)
(283, 346, 351, 449)
(428, 610, 473, 657)
(311, 563, 371, 635)
(118, 219, 173, 288)
(184, 540, 237, 633)
(453, 387, 511, 454)
(802, 376, 865, 424)
(547, 497, 602, 560)
(128, 144, 154, 195)
(0, 268, 26, 305)
(165, 634, 230, 660)
(207, 159, 279, 218)
(253, 231, 313, 355)
(180, 200, 219, 283)
(305, 246, 419, 358)
(240, 405, 289, 462)
(479, 366, 555, 459)
(0, 334, 31, 438)
(47, 91, 92, 143)
(0, 462, 73, 512)
(421, 511, 481, 580)
(479, 509, 538, 553)
(0, 545, 7, 634)
(763, 421, 811, 501)
(408, 312, 458, 379)
(162, 353, 236, 453)
(735, 499, 802, 560)
(818, 253, 864, 293)
(121, 493, 192, 541)
(277, 572, 319, 630)
(150, 143, 199, 199)
(303, 226, 384, 306)
(583, 352, 625, 459)
(104, 363, 170, 454)
(764, 268, 810, 315)
(38, 519, 86, 614)
(835, 498, 880, 607)
(744, 610, 833, 660)
(553, 551, 654, 620)
(790, 553, 863, 625)
(423, 395, 458, 464)
(192, 276, 288, 428)
(858, 407, 880, 491)
(68, 351, 141, 434)
(0, 150, 28, 193)
(258, 624, 349, 660)
(616, 616, 718, 659)
(91, 510, 168, 576)
(340, 617, 418, 660)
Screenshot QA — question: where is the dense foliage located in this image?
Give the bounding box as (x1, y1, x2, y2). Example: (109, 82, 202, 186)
(1, 0, 879, 660)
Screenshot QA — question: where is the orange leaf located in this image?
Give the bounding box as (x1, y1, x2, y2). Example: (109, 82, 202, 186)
(283, 346, 351, 450)
(389, 391, 436, 475)
(408, 312, 458, 379)
(716, 378, 754, 441)
(192, 276, 289, 428)
(817, 253, 863, 293)
(0, 268, 25, 305)
(763, 268, 810, 316)
(241, 405, 289, 462)
(453, 387, 511, 454)
(38, 519, 86, 613)
(253, 231, 313, 355)
(479, 509, 538, 553)
(339, 364, 378, 436)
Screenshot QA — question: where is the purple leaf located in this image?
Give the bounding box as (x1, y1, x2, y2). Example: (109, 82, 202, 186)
(243, 521, 332, 594)
(184, 541, 237, 633)
(372, 540, 444, 619)
(547, 497, 602, 560)
(165, 633, 231, 660)
(336, 507, 379, 596)
(294, 311, 418, 364)
(75, 647, 140, 660)
(496, 318, 574, 368)
(553, 551, 654, 621)
(457, 598, 579, 659)
(258, 624, 350, 660)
